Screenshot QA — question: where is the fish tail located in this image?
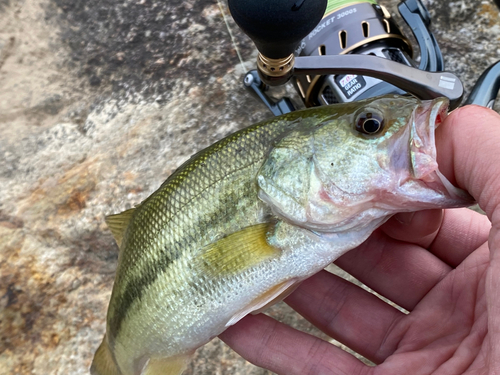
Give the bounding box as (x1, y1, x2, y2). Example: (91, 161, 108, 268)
(90, 334, 121, 375)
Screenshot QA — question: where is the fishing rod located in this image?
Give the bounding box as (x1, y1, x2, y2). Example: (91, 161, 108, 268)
(227, 0, 500, 115)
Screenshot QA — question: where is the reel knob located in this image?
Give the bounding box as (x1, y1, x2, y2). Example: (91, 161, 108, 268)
(228, 0, 327, 85)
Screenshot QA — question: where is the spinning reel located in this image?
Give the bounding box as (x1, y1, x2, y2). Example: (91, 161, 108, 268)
(227, 0, 500, 115)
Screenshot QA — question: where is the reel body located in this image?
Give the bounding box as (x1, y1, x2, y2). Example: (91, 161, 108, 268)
(229, 0, 499, 114)
(295, 0, 413, 107)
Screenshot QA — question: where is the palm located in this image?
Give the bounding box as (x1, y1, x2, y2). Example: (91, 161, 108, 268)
(374, 240, 489, 375)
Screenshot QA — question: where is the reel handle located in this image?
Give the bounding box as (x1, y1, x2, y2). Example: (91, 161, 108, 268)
(228, 0, 327, 59)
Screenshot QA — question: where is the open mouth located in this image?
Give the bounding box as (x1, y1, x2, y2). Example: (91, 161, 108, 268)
(431, 99, 448, 127)
(410, 97, 449, 180)
(409, 97, 474, 206)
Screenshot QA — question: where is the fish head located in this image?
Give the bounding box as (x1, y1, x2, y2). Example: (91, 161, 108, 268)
(257, 95, 474, 234)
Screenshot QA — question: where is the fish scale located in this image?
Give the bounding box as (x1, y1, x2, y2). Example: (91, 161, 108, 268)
(92, 95, 474, 375)
(106, 112, 317, 345)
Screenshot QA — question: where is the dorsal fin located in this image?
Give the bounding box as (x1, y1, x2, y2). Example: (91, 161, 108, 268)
(105, 208, 135, 248)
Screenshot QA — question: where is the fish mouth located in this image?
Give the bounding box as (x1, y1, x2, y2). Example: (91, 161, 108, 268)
(410, 97, 448, 180)
(405, 97, 474, 207)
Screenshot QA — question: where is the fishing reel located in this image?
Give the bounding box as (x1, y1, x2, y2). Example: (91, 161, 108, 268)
(228, 0, 500, 115)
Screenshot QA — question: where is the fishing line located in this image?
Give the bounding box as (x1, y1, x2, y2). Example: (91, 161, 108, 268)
(217, 0, 247, 73)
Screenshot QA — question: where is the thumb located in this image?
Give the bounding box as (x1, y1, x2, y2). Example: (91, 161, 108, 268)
(436, 104, 500, 365)
(380, 105, 500, 245)
(436, 105, 500, 222)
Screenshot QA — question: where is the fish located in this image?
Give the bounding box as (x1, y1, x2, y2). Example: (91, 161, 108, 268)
(91, 95, 473, 375)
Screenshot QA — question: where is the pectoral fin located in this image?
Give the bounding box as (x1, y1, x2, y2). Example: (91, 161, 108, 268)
(139, 353, 193, 375)
(226, 278, 300, 327)
(200, 223, 280, 276)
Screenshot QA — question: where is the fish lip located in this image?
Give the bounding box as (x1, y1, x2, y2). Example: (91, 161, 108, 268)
(407, 97, 474, 206)
(410, 97, 449, 180)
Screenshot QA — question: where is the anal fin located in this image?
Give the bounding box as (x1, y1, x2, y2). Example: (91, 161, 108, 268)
(140, 353, 193, 375)
(90, 334, 120, 375)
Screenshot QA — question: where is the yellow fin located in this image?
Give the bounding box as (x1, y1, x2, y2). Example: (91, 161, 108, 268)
(90, 335, 121, 375)
(200, 223, 280, 276)
(250, 280, 302, 315)
(105, 208, 135, 248)
(140, 353, 192, 375)
(226, 279, 299, 327)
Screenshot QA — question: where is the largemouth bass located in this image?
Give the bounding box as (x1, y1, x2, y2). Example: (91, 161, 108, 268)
(91, 95, 473, 375)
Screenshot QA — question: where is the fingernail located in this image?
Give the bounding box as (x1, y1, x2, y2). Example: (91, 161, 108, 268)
(394, 212, 415, 225)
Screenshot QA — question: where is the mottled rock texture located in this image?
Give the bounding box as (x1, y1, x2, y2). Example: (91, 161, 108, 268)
(0, 0, 498, 374)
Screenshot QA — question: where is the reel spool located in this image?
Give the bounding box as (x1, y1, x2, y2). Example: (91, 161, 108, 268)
(295, 0, 414, 106)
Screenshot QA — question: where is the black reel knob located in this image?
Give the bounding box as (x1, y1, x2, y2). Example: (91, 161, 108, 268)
(229, 0, 327, 85)
(228, 0, 327, 59)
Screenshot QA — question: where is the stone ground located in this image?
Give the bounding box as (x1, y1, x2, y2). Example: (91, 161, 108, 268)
(0, 0, 498, 374)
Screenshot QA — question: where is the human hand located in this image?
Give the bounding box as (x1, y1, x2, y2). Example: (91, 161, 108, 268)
(219, 105, 500, 375)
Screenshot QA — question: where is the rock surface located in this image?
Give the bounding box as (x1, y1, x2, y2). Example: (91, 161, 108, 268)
(0, 0, 498, 374)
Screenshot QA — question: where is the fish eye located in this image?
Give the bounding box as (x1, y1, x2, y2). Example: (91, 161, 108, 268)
(356, 112, 384, 135)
